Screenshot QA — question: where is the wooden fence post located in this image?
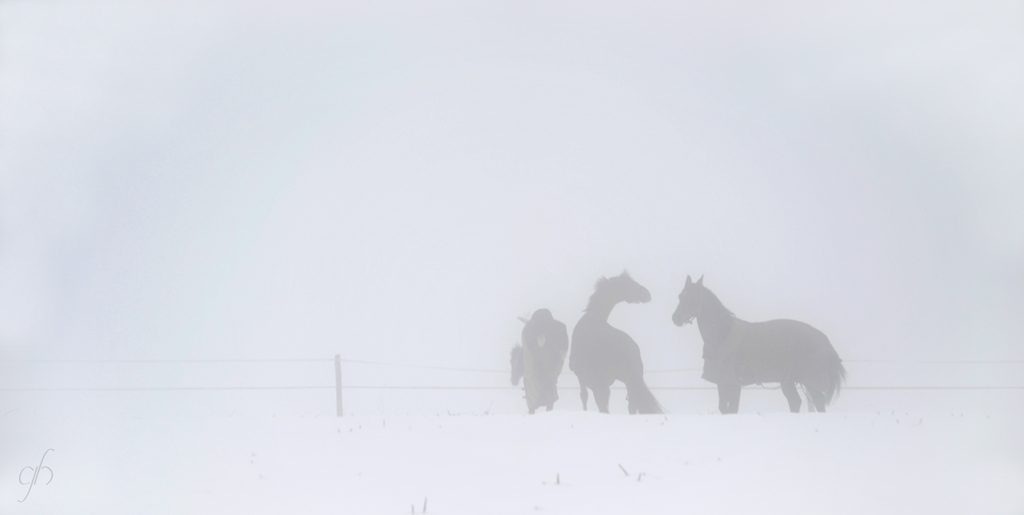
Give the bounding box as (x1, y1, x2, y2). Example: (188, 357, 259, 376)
(335, 354, 343, 417)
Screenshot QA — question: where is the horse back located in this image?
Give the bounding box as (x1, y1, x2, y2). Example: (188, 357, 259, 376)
(752, 319, 827, 342)
(710, 318, 835, 384)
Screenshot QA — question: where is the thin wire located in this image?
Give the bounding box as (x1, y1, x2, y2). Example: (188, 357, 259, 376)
(334, 386, 524, 390)
(4, 360, 331, 364)
(339, 360, 507, 373)
(643, 386, 1024, 391)
(845, 360, 1024, 364)
(5, 358, 1023, 375)
(841, 386, 1024, 390)
(3, 385, 1023, 392)
(2, 357, 509, 373)
(0, 386, 333, 392)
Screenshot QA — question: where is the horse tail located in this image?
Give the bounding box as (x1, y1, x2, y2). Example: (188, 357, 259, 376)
(824, 342, 846, 405)
(628, 379, 663, 414)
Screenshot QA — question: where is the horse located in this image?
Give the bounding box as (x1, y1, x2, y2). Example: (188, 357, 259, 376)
(510, 309, 569, 414)
(672, 275, 846, 414)
(569, 271, 662, 414)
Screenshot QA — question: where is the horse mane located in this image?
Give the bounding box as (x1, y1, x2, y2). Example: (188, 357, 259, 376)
(700, 284, 735, 318)
(584, 276, 609, 313)
(584, 272, 631, 313)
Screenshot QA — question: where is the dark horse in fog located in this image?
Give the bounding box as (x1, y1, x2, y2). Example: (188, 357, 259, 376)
(510, 309, 568, 414)
(672, 275, 845, 414)
(569, 271, 662, 414)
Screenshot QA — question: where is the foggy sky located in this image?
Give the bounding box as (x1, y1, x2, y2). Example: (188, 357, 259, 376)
(1, 1, 1022, 400)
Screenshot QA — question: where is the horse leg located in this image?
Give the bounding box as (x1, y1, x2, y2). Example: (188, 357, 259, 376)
(549, 376, 560, 410)
(717, 384, 740, 414)
(809, 388, 826, 412)
(781, 382, 802, 413)
(728, 385, 741, 413)
(593, 383, 612, 414)
(580, 384, 589, 411)
(800, 384, 817, 412)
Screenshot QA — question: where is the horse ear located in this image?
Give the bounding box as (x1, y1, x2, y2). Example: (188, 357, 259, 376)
(697, 275, 704, 286)
(686, 275, 692, 285)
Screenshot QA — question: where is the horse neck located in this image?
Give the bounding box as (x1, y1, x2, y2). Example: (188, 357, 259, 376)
(583, 295, 620, 322)
(695, 288, 734, 344)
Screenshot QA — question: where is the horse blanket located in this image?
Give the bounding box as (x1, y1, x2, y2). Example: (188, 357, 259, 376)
(701, 318, 803, 385)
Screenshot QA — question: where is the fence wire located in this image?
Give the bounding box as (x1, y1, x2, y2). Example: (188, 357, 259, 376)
(3, 385, 1023, 392)
(3, 356, 1023, 393)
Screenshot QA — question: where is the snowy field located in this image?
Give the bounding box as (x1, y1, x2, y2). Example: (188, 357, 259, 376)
(2, 390, 1022, 515)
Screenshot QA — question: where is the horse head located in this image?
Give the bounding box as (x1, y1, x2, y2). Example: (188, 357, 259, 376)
(595, 270, 652, 305)
(510, 345, 524, 386)
(672, 274, 704, 326)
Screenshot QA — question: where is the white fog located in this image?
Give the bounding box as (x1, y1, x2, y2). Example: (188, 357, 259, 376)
(1, 1, 1021, 513)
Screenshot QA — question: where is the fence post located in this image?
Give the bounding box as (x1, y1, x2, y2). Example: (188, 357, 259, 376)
(335, 354, 343, 417)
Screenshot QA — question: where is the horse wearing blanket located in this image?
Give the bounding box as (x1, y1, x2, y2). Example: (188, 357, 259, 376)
(672, 275, 845, 414)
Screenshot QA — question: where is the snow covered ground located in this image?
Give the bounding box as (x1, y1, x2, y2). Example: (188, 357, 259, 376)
(2, 393, 1022, 515)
